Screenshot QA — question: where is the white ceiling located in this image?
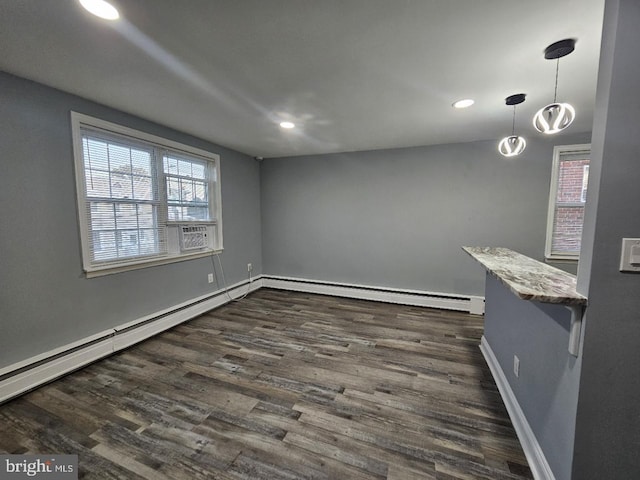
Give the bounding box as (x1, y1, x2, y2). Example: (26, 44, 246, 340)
(0, 0, 605, 158)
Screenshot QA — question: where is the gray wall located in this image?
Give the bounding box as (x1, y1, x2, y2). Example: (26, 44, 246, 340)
(483, 274, 581, 480)
(572, 0, 640, 477)
(261, 132, 590, 296)
(0, 72, 262, 368)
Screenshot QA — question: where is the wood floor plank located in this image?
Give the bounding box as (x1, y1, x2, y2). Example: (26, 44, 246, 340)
(249, 407, 439, 478)
(0, 289, 532, 479)
(387, 463, 437, 480)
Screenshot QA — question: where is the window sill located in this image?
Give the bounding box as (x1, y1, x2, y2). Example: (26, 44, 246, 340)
(545, 256, 579, 264)
(85, 248, 223, 278)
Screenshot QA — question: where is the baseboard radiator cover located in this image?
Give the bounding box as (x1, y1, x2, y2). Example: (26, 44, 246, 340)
(480, 336, 556, 480)
(0, 276, 483, 404)
(0, 278, 262, 404)
(262, 275, 485, 314)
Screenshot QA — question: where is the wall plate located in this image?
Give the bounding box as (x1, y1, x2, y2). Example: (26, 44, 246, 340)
(619, 238, 640, 272)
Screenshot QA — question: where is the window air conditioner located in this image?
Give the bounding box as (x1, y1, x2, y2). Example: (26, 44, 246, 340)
(179, 225, 208, 251)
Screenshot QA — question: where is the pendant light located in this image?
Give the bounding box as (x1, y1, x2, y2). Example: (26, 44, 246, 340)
(498, 93, 527, 157)
(533, 38, 576, 134)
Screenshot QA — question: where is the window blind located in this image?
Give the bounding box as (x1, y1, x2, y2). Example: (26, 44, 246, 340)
(80, 130, 167, 266)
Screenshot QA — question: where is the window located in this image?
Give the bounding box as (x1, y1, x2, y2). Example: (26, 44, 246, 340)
(545, 144, 590, 260)
(71, 112, 222, 276)
(164, 153, 212, 222)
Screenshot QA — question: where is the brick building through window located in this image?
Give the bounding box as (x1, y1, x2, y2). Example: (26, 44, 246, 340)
(545, 144, 591, 260)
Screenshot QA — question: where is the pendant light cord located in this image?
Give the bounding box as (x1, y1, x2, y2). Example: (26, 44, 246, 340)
(553, 58, 560, 103)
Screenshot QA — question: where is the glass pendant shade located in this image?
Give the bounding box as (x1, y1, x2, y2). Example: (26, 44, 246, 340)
(498, 135, 526, 157)
(533, 102, 575, 134)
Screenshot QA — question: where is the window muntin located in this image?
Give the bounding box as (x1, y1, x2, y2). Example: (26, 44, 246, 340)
(72, 112, 222, 276)
(164, 152, 211, 222)
(545, 144, 591, 260)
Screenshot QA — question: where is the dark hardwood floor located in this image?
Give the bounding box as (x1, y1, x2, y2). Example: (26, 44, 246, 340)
(0, 289, 532, 479)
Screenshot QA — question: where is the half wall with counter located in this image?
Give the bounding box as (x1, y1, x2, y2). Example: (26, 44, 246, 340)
(463, 247, 587, 480)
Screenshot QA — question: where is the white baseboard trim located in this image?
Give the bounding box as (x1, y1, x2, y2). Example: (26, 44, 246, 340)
(113, 278, 262, 351)
(480, 336, 556, 480)
(0, 278, 262, 404)
(0, 275, 483, 404)
(262, 275, 484, 314)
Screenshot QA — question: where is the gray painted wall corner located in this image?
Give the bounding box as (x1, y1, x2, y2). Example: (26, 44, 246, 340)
(0, 72, 262, 368)
(260, 133, 591, 298)
(572, 0, 640, 478)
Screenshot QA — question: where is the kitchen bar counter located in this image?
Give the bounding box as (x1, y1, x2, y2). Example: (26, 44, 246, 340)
(462, 246, 587, 307)
(465, 246, 587, 479)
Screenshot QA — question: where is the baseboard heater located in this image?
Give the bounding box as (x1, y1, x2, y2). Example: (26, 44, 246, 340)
(0, 275, 483, 404)
(0, 278, 262, 404)
(261, 275, 485, 315)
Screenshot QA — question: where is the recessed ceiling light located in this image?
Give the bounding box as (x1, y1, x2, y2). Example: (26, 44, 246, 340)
(79, 0, 120, 20)
(452, 99, 475, 109)
(279, 121, 295, 129)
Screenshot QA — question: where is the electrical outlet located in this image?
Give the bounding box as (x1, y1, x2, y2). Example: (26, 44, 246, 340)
(513, 355, 520, 378)
(247, 263, 253, 272)
(207, 273, 214, 284)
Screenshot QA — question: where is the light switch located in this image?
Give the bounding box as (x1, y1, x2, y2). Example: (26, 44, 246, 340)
(620, 238, 640, 272)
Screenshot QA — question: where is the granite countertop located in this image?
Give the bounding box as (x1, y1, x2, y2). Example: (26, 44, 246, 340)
(463, 246, 587, 306)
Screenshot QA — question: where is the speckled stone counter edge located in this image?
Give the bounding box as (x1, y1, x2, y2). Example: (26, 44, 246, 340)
(463, 246, 587, 306)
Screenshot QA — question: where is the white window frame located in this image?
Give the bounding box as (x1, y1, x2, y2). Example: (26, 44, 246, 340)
(71, 112, 223, 277)
(544, 143, 591, 261)
(580, 165, 589, 203)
